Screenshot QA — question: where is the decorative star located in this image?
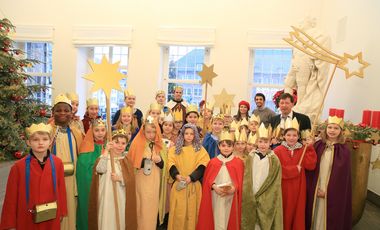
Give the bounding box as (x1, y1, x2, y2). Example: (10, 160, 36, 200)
(213, 88, 235, 108)
(371, 131, 380, 145)
(337, 52, 370, 79)
(371, 158, 380, 170)
(83, 55, 125, 97)
(198, 64, 218, 86)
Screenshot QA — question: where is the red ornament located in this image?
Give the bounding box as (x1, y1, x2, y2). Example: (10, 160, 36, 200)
(14, 151, 23, 159)
(11, 95, 22, 102)
(39, 108, 47, 117)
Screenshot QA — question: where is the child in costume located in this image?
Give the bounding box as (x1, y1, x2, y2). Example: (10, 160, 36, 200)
(197, 130, 244, 230)
(172, 110, 184, 139)
(51, 94, 83, 230)
(88, 129, 137, 230)
(202, 114, 225, 159)
(114, 106, 139, 145)
(197, 102, 213, 136)
(306, 115, 352, 230)
(167, 124, 210, 230)
(127, 116, 168, 229)
(82, 98, 100, 133)
(0, 123, 67, 229)
(66, 92, 85, 135)
(161, 113, 177, 148)
(76, 119, 107, 230)
(147, 102, 162, 122)
(248, 114, 260, 135)
(246, 132, 258, 154)
(185, 104, 203, 138)
(112, 89, 144, 128)
(274, 118, 317, 230)
(234, 121, 249, 161)
(241, 123, 283, 230)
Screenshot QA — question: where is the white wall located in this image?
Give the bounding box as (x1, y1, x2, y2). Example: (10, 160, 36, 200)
(0, 0, 323, 114)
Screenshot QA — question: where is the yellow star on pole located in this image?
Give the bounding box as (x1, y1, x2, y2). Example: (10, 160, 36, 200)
(198, 64, 218, 86)
(214, 88, 235, 108)
(337, 52, 370, 79)
(83, 55, 125, 97)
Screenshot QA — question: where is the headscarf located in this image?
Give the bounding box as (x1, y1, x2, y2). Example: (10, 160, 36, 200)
(175, 123, 201, 155)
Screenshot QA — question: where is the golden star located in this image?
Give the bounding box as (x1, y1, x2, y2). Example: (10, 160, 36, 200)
(198, 64, 218, 86)
(83, 55, 126, 97)
(338, 52, 370, 79)
(213, 88, 235, 108)
(371, 158, 380, 170)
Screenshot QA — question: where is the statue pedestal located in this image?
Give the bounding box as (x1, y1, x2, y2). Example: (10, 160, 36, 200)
(347, 141, 372, 226)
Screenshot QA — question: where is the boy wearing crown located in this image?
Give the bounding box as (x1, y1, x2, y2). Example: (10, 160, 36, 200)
(306, 115, 352, 230)
(202, 114, 225, 159)
(0, 123, 67, 229)
(166, 86, 188, 125)
(234, 120, 249, 161)
(241, 123, 283, 230)
(51, 94, 83, 230)
(88, 129, 137, 230)
(76, 119, 107, 230)
(66, 92, 85, 135)
(197, 130, 244, 230)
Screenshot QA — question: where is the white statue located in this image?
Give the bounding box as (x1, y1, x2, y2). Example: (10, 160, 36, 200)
(284, 17, 331, 122)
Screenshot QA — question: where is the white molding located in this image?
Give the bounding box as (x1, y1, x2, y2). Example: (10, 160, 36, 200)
(11, 25, 54, 42)
(247, 29, 291, 48)
(157, 27, 215, 46)
(72, 25, 133, 46)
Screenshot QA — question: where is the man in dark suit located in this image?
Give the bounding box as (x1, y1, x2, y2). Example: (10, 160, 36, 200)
(270, 93, 311, 139)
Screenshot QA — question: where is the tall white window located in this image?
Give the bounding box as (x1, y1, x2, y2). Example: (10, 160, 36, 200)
(161, 46, 210, 105)
(17, 42, 53, 105)
(250, 48, 292, 111)
(91, 46, 128, 118)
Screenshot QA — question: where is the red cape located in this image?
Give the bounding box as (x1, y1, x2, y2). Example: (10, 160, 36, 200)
(197, 156, 244, 230)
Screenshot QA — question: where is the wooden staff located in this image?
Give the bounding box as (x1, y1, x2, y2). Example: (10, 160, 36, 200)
(298, 64, 338, 166)
(202, 83, 209, 135)
(106, 97, 121, 230)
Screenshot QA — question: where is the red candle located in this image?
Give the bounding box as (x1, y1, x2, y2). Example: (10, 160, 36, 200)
(372, 111, 380, 129)
(329, 108, 337, 116)
(335, 109, 345, 118)
(362, 110, 372, 126)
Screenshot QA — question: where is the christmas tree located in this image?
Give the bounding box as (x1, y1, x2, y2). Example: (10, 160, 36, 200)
(0, 18, 50, 161)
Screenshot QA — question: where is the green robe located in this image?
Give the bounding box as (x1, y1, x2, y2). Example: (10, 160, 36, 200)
(76, 143, 103, 230)
(241, 152, 283, 230)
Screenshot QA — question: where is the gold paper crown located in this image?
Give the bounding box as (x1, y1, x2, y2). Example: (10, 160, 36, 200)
(284, 118, 300, 131)
(257, 123, 272, 139)
(186, 104, 199, 114)
(247, 133, 257, 144)
(204, 102, 214, 111)
(112, 129, 128, 138)
(230, 120, 239, 131)
(235, 127, 248, 142)
(86, 98, 99, 107)
(220, 104, 231, 115)
(163, 113, 174, 123)
(173, 85, 183, 91)
(156, 90, 165, 96)
(54, 94, 71, 107)
(124, 89, 135, 97)
(219, 130, 234, 142)
(92, 119, 106, 128)
(66, 92, 79, 102)
(301, 129, 312, 139)
(150, 102, 162, 111)
(121, 106, 133, 114)
(249, 114, 260, 124)
(211, 113, 224, 122)
(173, 109, 183, 121)
(26, 123, 52, 137)
(272, 125, 282, 139)
(239, 119, 249, 128)
(327, 116, 344, 128)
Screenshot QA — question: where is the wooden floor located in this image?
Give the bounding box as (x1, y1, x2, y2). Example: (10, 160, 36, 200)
(1, 161, 380, 229)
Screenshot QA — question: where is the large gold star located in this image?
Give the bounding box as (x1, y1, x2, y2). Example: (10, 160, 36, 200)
(214, 88, 235, 108)
(371, 158, 380, 170)
(83, 55, 125, 97)
(337, 52, 370, 79)
(198, 64, 218, 86)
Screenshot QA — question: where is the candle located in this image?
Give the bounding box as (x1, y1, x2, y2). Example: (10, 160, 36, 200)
(372, 111, 380, 129)
(362, 110, 372, 126)
(335, 109, 345, 118)
(329, 108, 336, 116)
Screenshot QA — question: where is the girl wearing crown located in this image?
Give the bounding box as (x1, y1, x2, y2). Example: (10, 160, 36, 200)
(185, 104, 204, 138)
(202, 114, 225, 159)
(305, 116, 352, 230)
(161, 113, 177, 147)
(76, 119, 107, 230)
(82, 98, 101, 133)
(273, 118, 317, 230)
(246, 132, 258, 154)
(241, 123, 283, 230)
(233, 122, 249, 161)
(197, 102, 213, 137)
(197, 130, 244, 230)
(147, 102, 162, 122)
(127, 116, 168, 229)
(167, 124, 210, 230)
(66, 92, 85, 135)
(114, 106, 139, 146)
(112, 89, 144, 128)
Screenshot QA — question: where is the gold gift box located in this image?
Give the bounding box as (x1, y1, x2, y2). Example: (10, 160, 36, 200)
(63, 162, 74, 176)
(33, 201, 57, 223)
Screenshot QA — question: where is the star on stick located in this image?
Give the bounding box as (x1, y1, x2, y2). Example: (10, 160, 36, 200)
(83, 55, 125, 97)
(338, 52, 370, 79)
(214, 88, 235, 108)
(198, 64, 218, 86)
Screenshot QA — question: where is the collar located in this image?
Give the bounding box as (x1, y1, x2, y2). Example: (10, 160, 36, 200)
(30, 149, 50, 168)
(281, 111, 293, 119)
(94, 139, 105, 145)
(254, 150, 267, 160)
(281, 141, 303, 151)
(173, 98, 183, 103)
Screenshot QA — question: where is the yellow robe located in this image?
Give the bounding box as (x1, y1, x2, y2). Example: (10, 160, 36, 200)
(167, 145, 210, 230)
